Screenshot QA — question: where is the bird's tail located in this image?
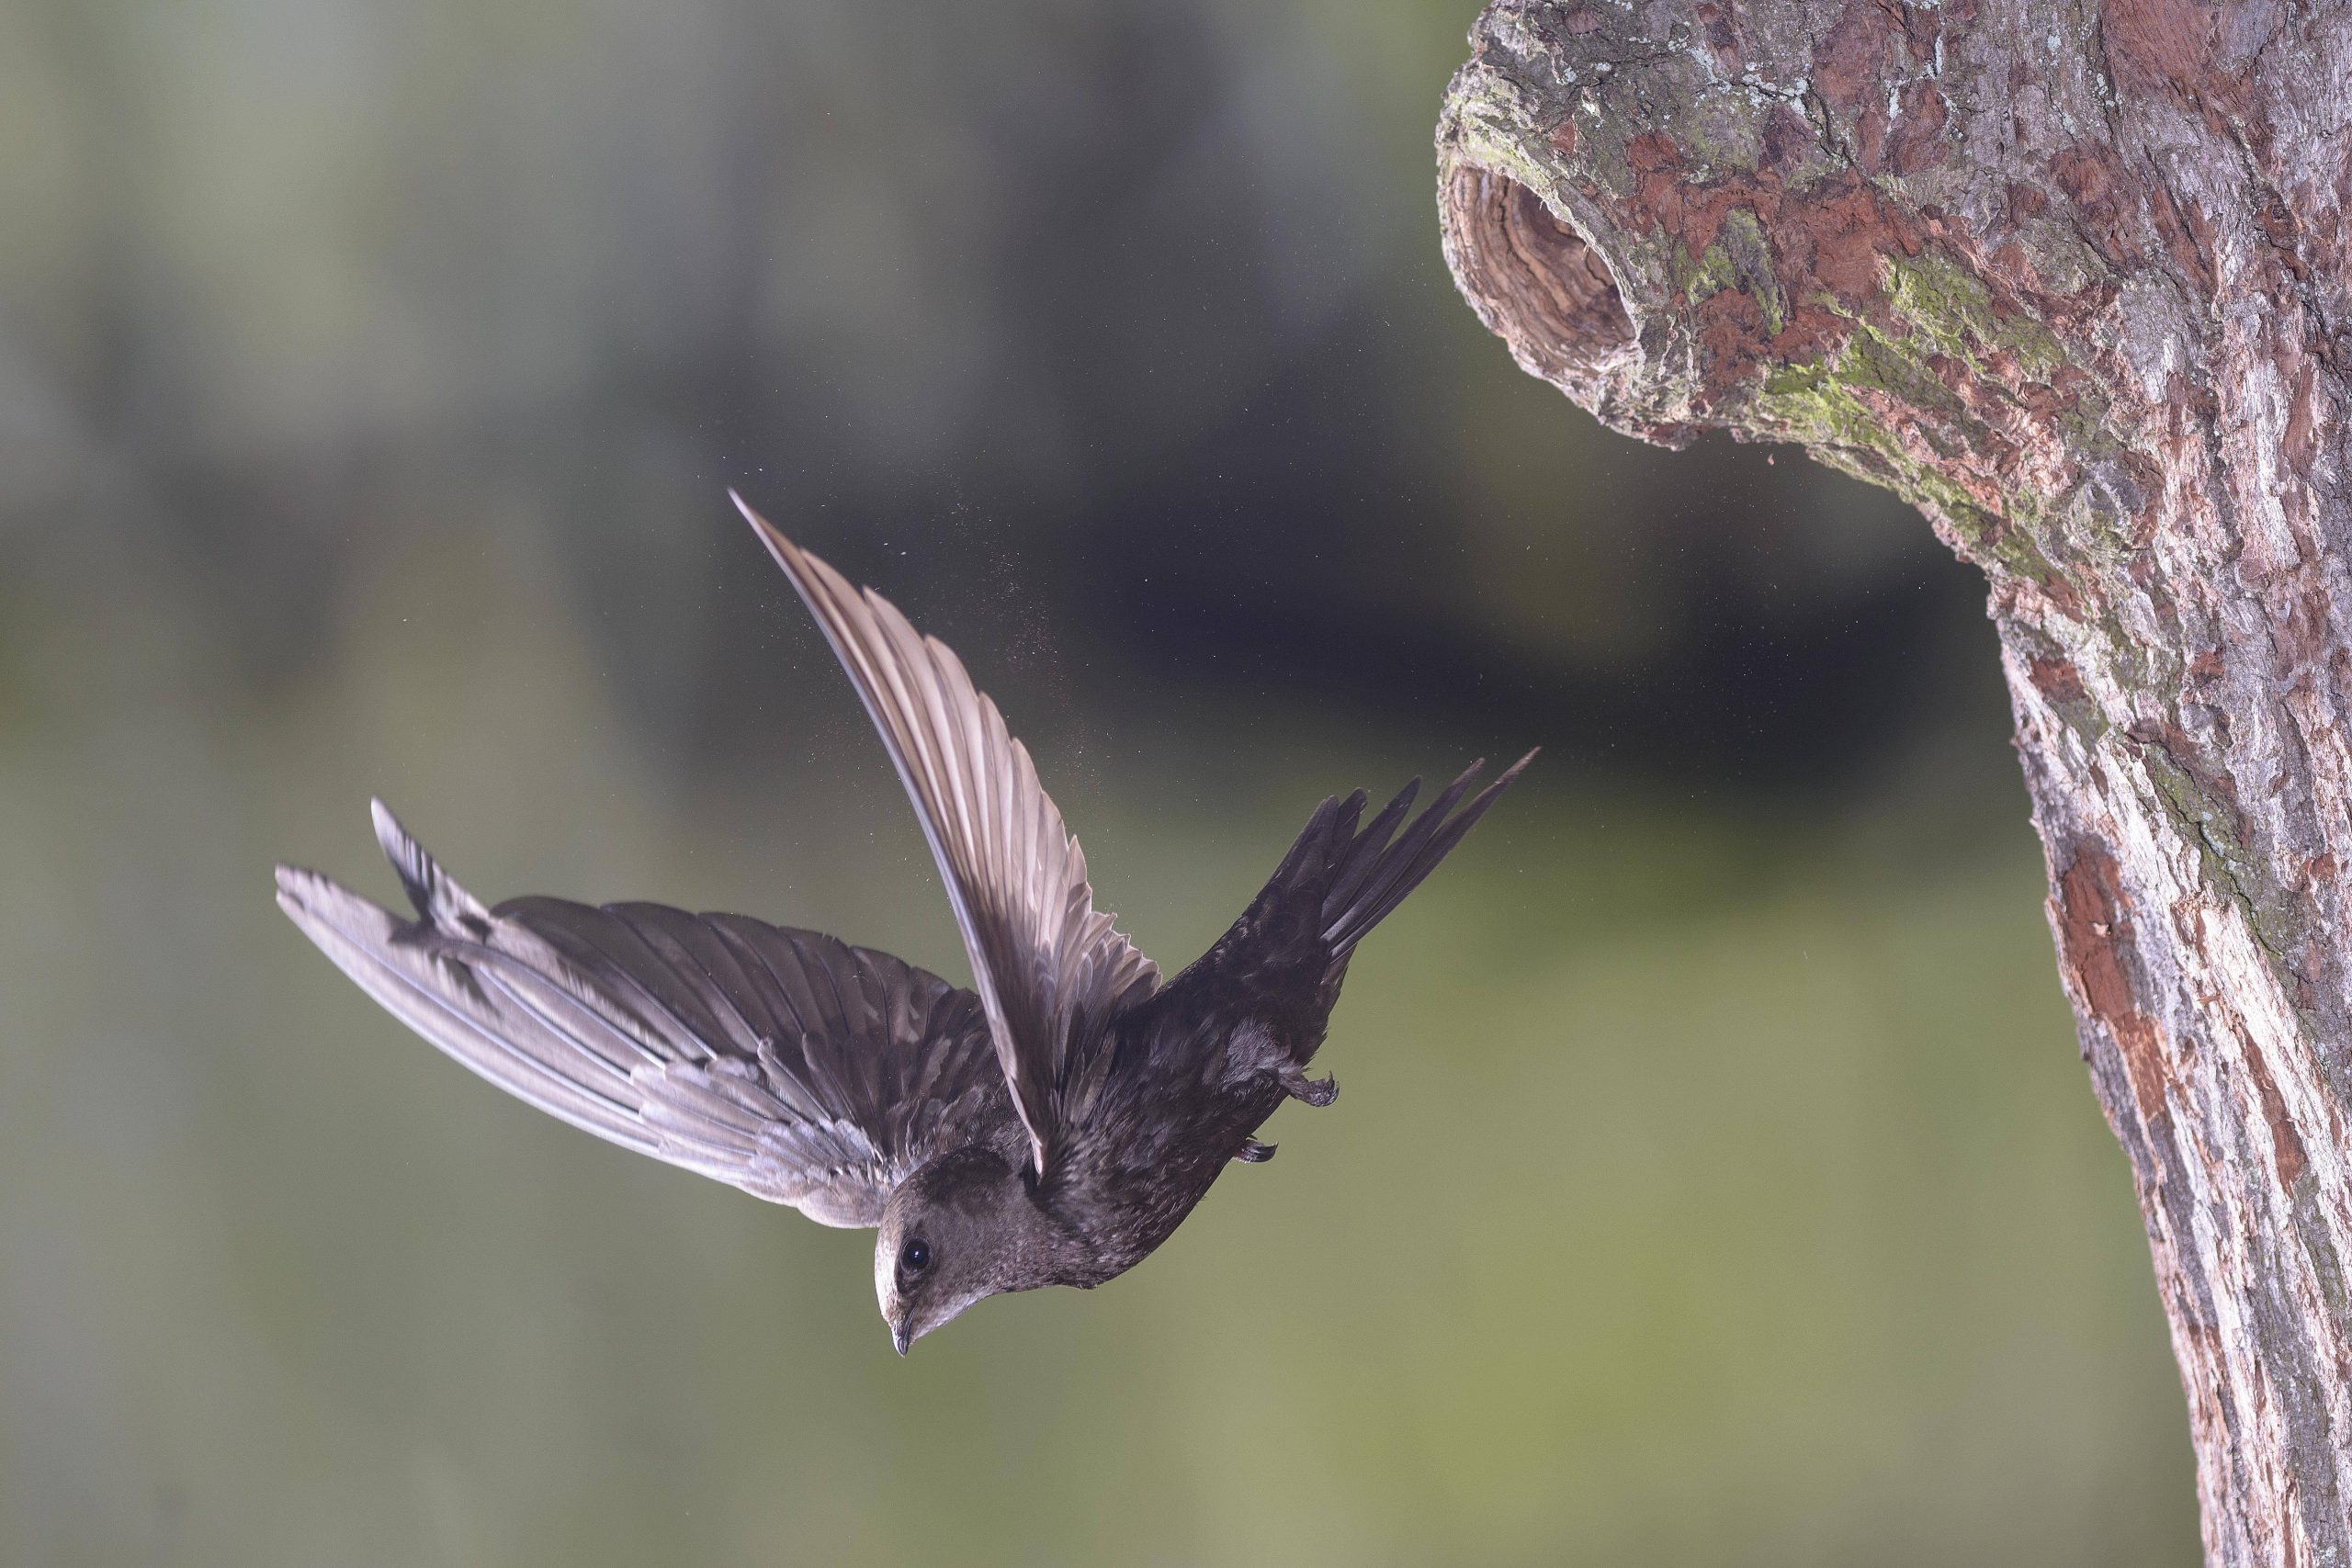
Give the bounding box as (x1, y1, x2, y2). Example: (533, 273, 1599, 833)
(1318, 750, 1537, 957)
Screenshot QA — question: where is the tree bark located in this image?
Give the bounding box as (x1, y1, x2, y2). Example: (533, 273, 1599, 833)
(1435, 1, 2352, 1561)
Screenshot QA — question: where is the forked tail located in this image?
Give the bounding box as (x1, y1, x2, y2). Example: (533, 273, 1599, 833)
(1318, 749, 1537, 957)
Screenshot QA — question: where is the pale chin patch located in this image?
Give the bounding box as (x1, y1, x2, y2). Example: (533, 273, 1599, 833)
(873, 1239, 899, 1321)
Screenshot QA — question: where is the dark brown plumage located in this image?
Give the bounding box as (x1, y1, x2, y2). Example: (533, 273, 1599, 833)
(277, 496, 1532, 1353)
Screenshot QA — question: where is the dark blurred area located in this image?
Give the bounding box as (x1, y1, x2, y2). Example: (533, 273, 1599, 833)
(7, 0, 2000, 792)
(0, 2, 2191, 1565)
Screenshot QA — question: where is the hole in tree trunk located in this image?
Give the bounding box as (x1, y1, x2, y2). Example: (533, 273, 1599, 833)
(1443, 165, 1634, 378)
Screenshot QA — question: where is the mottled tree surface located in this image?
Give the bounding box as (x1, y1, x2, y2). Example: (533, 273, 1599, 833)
(1435, 1, 2352, 1562)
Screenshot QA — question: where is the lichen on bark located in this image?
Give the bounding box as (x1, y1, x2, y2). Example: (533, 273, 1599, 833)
(1437, 0, 2352, 1562)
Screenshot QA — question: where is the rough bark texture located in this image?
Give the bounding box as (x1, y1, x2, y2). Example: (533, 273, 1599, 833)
(1435, 2, 2352, 1562)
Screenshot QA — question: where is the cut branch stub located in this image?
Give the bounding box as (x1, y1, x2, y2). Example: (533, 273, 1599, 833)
(1439, 2, 2352, 1564)
(1441, 164, 1642, 422)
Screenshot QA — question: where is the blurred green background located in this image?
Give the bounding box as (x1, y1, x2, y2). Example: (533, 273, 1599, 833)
(0, 0, 2196, 1563)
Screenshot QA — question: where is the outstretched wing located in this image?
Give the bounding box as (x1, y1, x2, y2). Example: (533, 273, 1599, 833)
(735, 494, 1159, 1176)
(277, 802, 1012, 1227)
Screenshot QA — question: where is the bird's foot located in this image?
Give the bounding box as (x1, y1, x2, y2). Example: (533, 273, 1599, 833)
(1234, 1137, 1278, 1163)
(1280, 1067, 1338, 1108)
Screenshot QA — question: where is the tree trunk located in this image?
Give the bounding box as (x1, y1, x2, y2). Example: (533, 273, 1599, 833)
(1434, 1, 2352, 1561)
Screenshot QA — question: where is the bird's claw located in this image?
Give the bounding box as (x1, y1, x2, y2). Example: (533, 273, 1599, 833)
(1234, 1137, 1278, 1163)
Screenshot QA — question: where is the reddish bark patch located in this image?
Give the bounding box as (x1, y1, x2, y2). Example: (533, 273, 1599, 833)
(1694, 0, 1740, 62)
(2101, 0, 2217, 98)
(2241, 1042, 2310, 1189)
(1854, 98, 1891, 174)
(1812, 0, 1894, 113)
(2053, 144, 2147, 270)
(2030, 655, 2088, 705)
(1761, 105, 1811, 171)
(2148, 178, 2218, 293)
(2055, 846, 2171, 1122)
(1896, 1, 1942, 65)
(1784, 176, 1924, 296)
(1887, 81, 1949, 175)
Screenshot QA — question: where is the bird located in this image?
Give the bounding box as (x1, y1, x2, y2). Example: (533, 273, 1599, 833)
(276, 494, 1534, 1355)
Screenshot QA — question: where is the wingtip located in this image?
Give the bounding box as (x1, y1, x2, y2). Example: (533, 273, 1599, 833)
(728, 487, 763, 534)
(732, 491, 831, 605)
(729, 489, 794, 556)
(272, 861, 356, 948)
(363, 797, 489, 931)
(368, 797, 424, 882)
(273, 861, 317, 912)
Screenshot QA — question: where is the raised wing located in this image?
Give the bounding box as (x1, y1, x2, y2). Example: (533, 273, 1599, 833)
(734, 494, 1159, 1175)
(277, 802, 1011, 1227)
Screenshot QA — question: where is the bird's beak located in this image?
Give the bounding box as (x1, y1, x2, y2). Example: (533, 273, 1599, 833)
(891, 1319, 912, 1357)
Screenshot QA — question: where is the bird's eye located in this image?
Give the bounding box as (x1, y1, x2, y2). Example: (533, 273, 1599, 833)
(899, 1237, 932, 1275)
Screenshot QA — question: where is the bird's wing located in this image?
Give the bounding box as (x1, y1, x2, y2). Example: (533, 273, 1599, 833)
(277, 803, 1010, 1227)
(734, 495, 1159, 1176)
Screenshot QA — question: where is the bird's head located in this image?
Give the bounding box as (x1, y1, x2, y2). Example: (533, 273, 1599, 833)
(876, 1145, 1037, 1354)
